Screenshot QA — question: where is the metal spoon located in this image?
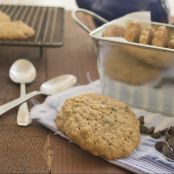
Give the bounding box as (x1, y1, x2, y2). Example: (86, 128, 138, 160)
(9, 59, 36, 126)
(0, 74, 77, 116)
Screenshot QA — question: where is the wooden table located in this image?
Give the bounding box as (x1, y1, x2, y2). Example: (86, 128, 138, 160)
(0, 12, 132, 174)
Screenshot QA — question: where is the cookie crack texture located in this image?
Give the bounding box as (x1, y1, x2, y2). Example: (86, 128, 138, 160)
(56, 93, 140, 160)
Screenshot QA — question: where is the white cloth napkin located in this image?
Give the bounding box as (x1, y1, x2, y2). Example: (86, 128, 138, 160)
(30, 80, 174, 174)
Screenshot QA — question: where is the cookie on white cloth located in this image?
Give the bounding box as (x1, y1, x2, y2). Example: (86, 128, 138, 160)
(56, 93, 140, 160)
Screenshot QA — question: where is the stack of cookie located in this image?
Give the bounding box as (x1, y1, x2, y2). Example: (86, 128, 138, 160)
(104, 49, 161, 85)
(56, 93, 140, 160)
(0, 11, 35, 40)
(102, 21, 174, 85)
(103, 21, 174, 49)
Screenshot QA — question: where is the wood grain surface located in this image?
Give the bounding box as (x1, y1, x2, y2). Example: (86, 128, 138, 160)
(0, 12, 132, 174)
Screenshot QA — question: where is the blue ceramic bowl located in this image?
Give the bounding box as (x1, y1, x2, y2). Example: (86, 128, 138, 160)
(76, 0, 170, 24)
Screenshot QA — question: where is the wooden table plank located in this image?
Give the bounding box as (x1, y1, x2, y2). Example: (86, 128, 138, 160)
(0, 50, 50, 173)
(46, 12, 132, 174)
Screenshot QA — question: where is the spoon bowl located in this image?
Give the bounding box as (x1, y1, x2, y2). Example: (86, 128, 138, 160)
(40, 74, 77, 95)
(9, 59, 36, 84)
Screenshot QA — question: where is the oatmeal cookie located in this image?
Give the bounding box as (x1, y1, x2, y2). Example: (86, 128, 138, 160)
(123, 45, 174, 68)
(0, 20, 35, 40)
(139, 28, 153, 45)
(124, 21, 142, 42)
(168, 35, 174, 49)
(103, 24, 125, 37)
(152, 26, 168, 47)
(56, 93, 140, 160)
(105, 48, 161, 85)
(0, 11, 11, 22)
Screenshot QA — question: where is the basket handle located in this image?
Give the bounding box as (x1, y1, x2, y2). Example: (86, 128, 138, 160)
(72, 9, 108, 33)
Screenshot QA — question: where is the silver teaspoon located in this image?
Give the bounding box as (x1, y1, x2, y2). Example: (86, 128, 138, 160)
(0, 74, 77, 116)
(9, 59, 36, 126)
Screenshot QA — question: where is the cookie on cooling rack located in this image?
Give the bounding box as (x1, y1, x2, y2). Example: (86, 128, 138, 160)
(0, 20, 35, 40)
(56, 93, 140, 160)
(0, 11, 11, 22)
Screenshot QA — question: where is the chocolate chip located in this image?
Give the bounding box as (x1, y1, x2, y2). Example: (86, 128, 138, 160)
(162, 144, 174, 161)
(155, 141, 167, 153)
(140, 125, 148, 134)
(168, 136, 174, 149)
(161, 128, 169, 136)
(151, 131, 162, 139)
(125, 106, 130, 112)
(165, 131, 171, 141)
(111, 107, 117, 112)
(147, 127, 155, 135)
(138, 116, 144, 125)
(168, 126, 174, 135)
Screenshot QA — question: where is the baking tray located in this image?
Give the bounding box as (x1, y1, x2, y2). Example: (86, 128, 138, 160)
(0, 5, 64, 47)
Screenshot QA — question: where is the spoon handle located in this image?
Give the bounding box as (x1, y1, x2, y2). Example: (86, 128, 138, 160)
(17, 83, 31, 126)
(0, 91, 45, 116)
